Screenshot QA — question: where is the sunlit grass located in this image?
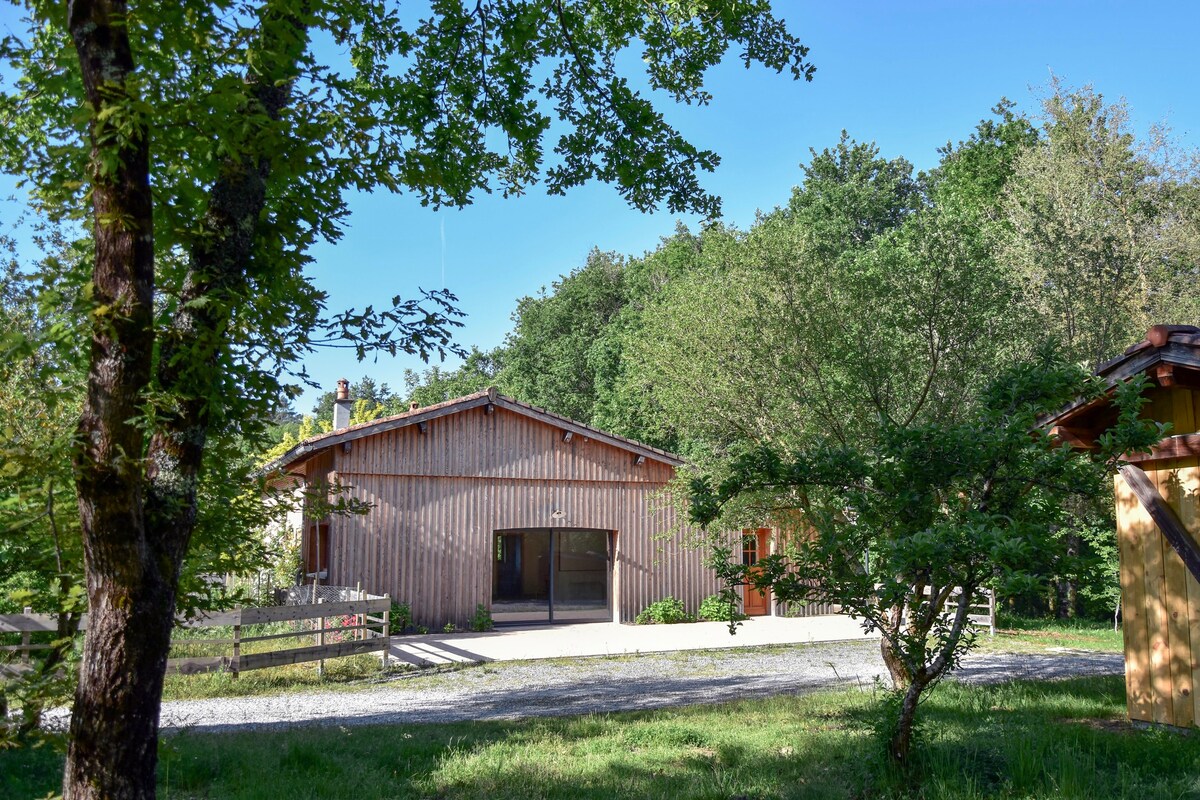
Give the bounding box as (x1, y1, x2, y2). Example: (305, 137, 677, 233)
(6, 675, 1199, 799)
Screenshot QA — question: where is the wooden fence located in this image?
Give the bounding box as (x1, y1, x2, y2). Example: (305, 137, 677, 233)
(902, 586, 996, 636)
(0, 594, 391, 679)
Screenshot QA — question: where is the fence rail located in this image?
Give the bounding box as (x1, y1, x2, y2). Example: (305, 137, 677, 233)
(0, 593, 392, 679)
(901, 586, 996, 636)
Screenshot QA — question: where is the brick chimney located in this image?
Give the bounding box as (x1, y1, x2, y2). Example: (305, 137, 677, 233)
(333, 378, 352, 430)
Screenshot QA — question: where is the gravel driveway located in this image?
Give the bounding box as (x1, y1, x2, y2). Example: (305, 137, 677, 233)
(158, 640, 1124, 734)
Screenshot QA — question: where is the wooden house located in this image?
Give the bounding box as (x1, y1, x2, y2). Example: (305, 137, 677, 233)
(1045, 325, 1200, 729)
(268, 385, 806, 628)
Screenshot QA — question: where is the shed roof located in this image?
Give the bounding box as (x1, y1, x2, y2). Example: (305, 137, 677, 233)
(1042, 324, 1200, 446)
(267, 387, 684, 474)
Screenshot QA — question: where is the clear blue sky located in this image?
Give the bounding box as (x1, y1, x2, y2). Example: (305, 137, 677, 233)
(3, 2, 1198, 413)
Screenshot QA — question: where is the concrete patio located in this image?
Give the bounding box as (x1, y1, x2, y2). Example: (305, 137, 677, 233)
(387, 614, 877, 667)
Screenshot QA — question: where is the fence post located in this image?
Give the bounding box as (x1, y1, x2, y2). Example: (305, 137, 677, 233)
(381, 593, 391, 668)
(317, 597, 325, 679)
(988, 589, 997, 637)
(232, 615, 241, 680)
(20, 606, 32, 667)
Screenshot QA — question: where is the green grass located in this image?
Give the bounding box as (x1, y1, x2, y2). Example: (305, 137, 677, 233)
(6, 675, 1199, 799)
(973, 615, 1124, 656)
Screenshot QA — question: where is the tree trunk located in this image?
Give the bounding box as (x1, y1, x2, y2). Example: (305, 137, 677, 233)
(880, 633, 912, 690)
(879, 604, 912, 690)
(64, 577, 176, 799)
(64, 1, 163, 797)
(62, 3, 304, 795)
(888, 677, 928, 765)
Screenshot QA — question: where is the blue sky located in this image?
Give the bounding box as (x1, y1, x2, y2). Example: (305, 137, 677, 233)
(3, 2, 1198, 412)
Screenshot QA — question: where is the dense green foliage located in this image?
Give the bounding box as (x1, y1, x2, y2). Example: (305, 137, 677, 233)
(689, 352, 1161, 762)
(634, 596, 692, 625)
(6, 675, 1200, 799)
(399, 86, 1199, 628)
(697, 593, 746, 623)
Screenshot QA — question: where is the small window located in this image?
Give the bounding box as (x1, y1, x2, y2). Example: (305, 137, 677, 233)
(742, 532, 758, 566)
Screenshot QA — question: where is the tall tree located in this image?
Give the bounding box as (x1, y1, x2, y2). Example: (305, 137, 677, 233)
(1001, 83, 1200, 369)
(0, 2, 814, 797)
(503, 248, 629, 422)
(630, 135, 1015, 461)
(690, 353, 1161, 765)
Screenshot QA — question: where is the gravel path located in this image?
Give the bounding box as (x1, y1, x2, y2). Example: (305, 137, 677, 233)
(157, 641, 1124, 734)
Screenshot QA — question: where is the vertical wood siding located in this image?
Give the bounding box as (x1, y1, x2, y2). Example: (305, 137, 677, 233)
(306, 405, 726, 627)
(1114, 386, 1200, 728)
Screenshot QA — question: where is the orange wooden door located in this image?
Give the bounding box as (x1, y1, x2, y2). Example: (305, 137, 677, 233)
(742, 528, 771, 616)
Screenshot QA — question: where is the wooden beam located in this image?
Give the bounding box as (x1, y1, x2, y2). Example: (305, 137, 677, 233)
(1153, 364, 1177, 387)
(1123, 434, 1200, 465)
(1049, 425, 1099, 450)
(1118, 464, 1200, 585)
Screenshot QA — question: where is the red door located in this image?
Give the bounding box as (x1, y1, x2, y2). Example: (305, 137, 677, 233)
(742, 528, 771, 616)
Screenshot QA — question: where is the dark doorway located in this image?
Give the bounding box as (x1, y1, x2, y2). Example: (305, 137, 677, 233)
(492, 528, 611, 623)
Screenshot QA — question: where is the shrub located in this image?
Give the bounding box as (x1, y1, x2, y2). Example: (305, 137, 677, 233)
(470, 604, 494, 632)
(388, 601, 412, 635)
(698, 593, 746, 622)
(634, 596, 692, 625)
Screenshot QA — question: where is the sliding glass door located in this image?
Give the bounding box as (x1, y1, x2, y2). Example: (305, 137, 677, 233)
(492, 528, 611, 623)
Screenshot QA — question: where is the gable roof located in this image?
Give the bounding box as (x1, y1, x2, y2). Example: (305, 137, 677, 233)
(1042, 324, 1200, 435)
(267, 387, 684, 474)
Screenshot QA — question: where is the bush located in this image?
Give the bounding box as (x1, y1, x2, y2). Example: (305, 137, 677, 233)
(471, 603, 494, 632)
(698, 593, 746, 622)
(634, 596, 692, 625)
(388, 601, 412, 635)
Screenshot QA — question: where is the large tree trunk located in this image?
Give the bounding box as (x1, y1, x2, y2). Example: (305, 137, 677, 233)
(64, 1, 164, 798)
(63, 3, 304, 795)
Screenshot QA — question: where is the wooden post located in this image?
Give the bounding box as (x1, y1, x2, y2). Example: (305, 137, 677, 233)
(232, 618, 241, 680)
(20, 606, 31, 667)
(381, 593, 391, 668)
(317, 597, 325, 678)
(988, 589, 996, 637)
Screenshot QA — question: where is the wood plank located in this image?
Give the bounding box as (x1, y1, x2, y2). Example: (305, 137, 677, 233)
(180, 610, 242, 627)
(0, 643, 53, 652)
(236, 637, 386, 671)
(165, 656, 233, 675)
(1142, 393, 1175, 724)
(1116, 472, 1153, 722)
(1120, 464, 1200, 585)
(1176, 462, 1200, 727)
(238, 597, 390, 625)
(0, 614, 59, 633)
(1155, 465, 1195, 727)
(1123, 434, 1200, 465)
(239, 622, 377, 645)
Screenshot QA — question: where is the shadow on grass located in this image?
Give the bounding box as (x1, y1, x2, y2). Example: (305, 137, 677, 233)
(5, 675, 1199, 800)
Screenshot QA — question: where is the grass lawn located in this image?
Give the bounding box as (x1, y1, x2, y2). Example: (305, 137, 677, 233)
(973, 615, 1124, 655)
(5, 675, 1199, 799)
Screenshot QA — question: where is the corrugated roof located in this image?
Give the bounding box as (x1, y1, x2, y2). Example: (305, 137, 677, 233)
(265, 387, 683, 474)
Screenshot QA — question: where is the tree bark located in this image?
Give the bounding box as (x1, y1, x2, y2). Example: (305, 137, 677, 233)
(888, 676, 929, 765)
(64, 1, 163, 797)
(62, 3, 306, 796)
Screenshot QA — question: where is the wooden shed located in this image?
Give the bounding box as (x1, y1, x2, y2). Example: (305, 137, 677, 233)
(1045, 325, 1200, 729)
(269, 387, 799, 628)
